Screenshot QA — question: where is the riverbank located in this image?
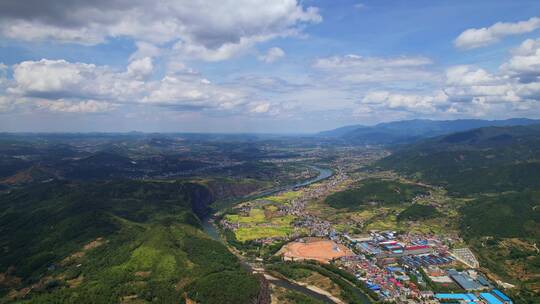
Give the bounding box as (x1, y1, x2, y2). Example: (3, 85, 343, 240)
(201, 165, 343, 303)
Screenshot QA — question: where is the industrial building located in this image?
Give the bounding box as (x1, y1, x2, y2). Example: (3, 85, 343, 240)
(448, 269, 486, 291)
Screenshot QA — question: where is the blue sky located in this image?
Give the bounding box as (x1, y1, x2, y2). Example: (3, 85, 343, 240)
(1, 0, 540, 133)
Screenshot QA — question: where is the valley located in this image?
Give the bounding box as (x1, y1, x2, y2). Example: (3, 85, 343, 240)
(0, 121, 539, 303)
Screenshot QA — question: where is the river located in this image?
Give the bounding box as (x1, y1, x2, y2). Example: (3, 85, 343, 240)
(201, 165, 370, 304)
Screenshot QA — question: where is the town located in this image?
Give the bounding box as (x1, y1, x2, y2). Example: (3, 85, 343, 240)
(218, 165, 515, 304)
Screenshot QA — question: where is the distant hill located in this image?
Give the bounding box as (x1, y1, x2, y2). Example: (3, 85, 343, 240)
(318, 118, 540, 145)
(325, 178, 429, 210)
(377, 124, 540, 195)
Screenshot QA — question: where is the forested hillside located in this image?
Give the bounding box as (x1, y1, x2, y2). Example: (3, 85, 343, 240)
(0, 181, 261, 303)
(377, 125, 540, 195)
(318, 118, 540, 145)
(325, 178, 429, 210)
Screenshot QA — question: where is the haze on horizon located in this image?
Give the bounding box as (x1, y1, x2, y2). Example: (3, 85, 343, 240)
(1, 0, 540, 133)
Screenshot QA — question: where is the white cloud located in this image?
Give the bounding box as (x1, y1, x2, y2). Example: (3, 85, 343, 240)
(446, 65, 498, 86)
(361, 90, 448, 113)
(455, 17, 540, 49)
(501, 38, 540, 82)
(172, 36, 261, 61)
(258, 47, 285, 63)
(314, 54, 432, 69)
(126, 57, 153, 80)
(351, 37, 540, 119)
(9, 59, 145, 102)
(37, 100, 116, 113)
(0, 0, 321, 61)
(313, 54, 436, 84)
(5, 58, 252, 114)
(143, 74, 246, 110)
(250, 102, 271, 113)
(129, 41, 161, 61)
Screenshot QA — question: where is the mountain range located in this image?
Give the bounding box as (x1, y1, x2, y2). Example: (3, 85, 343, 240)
(318, 118, 540, 145)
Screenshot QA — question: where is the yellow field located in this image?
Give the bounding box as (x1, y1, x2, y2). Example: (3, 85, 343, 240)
(265, 190, 303, 204)
(225, 208, 266, 224)
(235, 226, 293, 242)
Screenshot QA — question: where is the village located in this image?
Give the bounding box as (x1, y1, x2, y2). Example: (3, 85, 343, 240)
(219, 167, 514, 304)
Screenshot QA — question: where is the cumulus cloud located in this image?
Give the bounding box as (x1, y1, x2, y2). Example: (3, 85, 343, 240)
(501, 38, 540, 82)
(143, 74, 246, 110)
(126, 57, 153, 80)
(455, 17, 540, 49)
(442, 45, 540, 105)
(445, 65, 498, 86)
(351, 38, 540, 118)
(0, 0, 321, 61)
(258, 47, 285, 63)
(9, 59, 146, 102)
(4, 58, 256, 114)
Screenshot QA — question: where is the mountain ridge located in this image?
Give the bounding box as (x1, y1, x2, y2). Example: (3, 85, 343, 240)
(318, 118, 540, 145)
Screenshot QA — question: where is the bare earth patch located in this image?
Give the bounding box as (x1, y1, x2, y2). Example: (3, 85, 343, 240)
(279, 238, 354, 263)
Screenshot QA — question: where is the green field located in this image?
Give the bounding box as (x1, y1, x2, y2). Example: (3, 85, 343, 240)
(225, 208, 266, 224)
(224, 196, 299, 242)
(235, 226, 294, 242)
(266, 190, 304, 204)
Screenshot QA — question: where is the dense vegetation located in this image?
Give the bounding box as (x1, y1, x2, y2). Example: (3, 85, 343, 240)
(0, 181, 260, 303)
(325, 178, 428, 210)
(460, 191, 540, 239)
(397, 204, 440, 221)
(267, 261, 377, 303)
(378, 125, 540, 196)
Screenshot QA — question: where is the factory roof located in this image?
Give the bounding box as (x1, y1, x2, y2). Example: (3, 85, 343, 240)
(435, 293, 478, 301)
(480, 293, 504, 304)
(492, 289, 512, 303)
(448, 270, 483, 290)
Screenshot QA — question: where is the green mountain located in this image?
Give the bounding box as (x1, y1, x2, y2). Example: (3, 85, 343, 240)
(325, 178, 429, 210)
(0, 180, 262, 304)
(319, 118, 540, 145)
(377, 125, 540, 195)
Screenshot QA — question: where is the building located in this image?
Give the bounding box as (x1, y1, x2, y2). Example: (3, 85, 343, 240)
(492, 289, 513, 304)
(480, 292, 504, 304)
(404, 245, 432, 255)
(435, 293, 479, 302)
(448, 269, 485, 291)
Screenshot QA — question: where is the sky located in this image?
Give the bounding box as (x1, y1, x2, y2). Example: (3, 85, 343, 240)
(1, 0, 540, 133)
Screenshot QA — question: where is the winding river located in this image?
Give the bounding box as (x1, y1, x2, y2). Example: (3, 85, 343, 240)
(202, 165, 370, 304)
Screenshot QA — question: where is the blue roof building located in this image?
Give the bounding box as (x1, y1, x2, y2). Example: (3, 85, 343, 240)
(492, 289, 512, 304)
(480, 293, 504, 304)
(435, 293, 478, 301)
